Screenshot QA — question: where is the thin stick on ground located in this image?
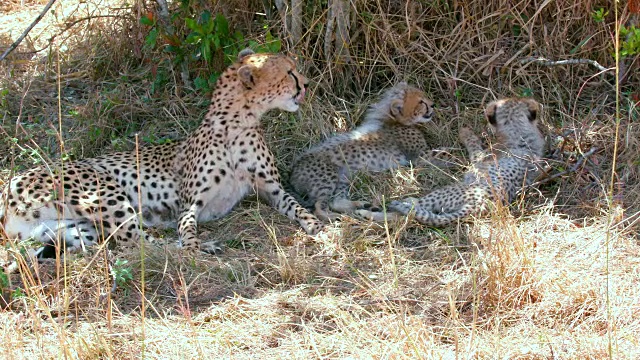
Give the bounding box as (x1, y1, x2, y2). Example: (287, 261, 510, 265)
(0, 0, 57, 61)
(531, 147, 600, 187)
(520, 56, 611, 73)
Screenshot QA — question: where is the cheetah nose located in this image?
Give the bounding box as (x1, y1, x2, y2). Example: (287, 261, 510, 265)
(296, 87, 306, 103)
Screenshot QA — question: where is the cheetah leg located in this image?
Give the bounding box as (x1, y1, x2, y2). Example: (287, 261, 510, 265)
(313, 199, 341, 222)
(355, 207, 405, 222)
(459, 127, 487, 163)
(329, 198, 370, 213)
(177, 204, 208, 252)
(389, 185, 486, 226)
(258, 181, 323, 235)
(3, 168, 143, 258)
(327, 171, 370, 215)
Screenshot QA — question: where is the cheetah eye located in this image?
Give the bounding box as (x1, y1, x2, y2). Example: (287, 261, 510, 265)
(288, 70, 302, 91)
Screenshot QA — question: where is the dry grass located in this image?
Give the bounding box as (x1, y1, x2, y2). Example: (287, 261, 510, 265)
(1, 0, 640, 358)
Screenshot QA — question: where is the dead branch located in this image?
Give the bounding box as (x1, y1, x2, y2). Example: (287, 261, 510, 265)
(291, 0, 302, 45)
(324, 0, 352, 63)
(334, 0, 351, 63)
(155, 0, 190, 87)
(531, 147, 600, 187)
(275, 0, 303, 46)
(0, 0, 57, 61)
(28, 15, 123, 54)
(323, 0, 335, 60)
(520, 56, 610, 73)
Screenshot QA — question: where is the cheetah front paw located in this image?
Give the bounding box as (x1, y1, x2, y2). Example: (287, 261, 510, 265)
(458, 127, 474, 141)
(301, 216, 325, 235)
(201, 240, 224, 255)
(354, 208, 404, 222)
(388, 199, 417, 214)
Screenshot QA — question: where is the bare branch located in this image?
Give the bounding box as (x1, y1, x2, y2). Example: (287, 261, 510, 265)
(324, 0, 335, 60)
(530, 147, 600, 187)
(334, 0, 351, 64)
(520, 56, 611, 73)
(0, 0, 58, 61)
(290, 0, 303, 45)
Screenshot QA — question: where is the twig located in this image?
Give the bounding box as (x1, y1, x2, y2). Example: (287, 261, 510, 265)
(0, 0, 58, 61)
(531, 147, 600, 187)
(291, 0, 302, 45)
(520, 56, 611, 73)
(30, 15, 122, 54)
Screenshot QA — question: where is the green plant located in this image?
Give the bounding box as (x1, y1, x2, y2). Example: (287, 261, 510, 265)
(111, 259, 134, 290)
(139, 4, 282, 95)
(0, 270, 8, 291)
(591, 8, 608, 23)
(620, 25, 640, 58)
(185, 11, 232, 64)
(520, 87, 534, 97)
(141, 134, 173, 145)
(11, 288, 25, 299)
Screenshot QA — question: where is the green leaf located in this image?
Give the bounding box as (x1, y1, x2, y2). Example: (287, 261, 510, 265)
(200, 10, 212, 26)
(194, 76, 208, 90)
(216, 13, 229, 37)
(185, 18, 200, 32)
(145, 28, 159, 48)
(203, 41, 211, 62)
(139, 15, 154, 26)
(208, 73, 220, 85)
(165, 45, 182, 54)
(0, 270, 8, 289)
(233, 31, 244, 43)
(265, 31, 281, 52)
(185, 32, 201, 44)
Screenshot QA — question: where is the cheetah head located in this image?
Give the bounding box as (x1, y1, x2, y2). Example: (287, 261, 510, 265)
(235, 49, 308, 112)
(386, 82, 435, 126)
(485, 97, 545, 154)
(485, 97, 541, 130)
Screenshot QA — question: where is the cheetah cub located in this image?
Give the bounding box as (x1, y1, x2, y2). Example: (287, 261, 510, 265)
(288, 82, 435, 221)
(357, 97, 545, 225)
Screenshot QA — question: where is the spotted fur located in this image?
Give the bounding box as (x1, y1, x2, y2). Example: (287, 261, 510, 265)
(288, 83, 435, 221)
(357, 97, 545, 225)
(0, 49, 323, 256)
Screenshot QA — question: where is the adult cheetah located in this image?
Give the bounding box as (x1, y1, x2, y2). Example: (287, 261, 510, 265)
(288, 82, 435, 221)
(0, 49, 323, 257)
(357, 97, 545, 225)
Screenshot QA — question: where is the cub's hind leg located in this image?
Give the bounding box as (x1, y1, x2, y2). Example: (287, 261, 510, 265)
(328, 169, 370, 215)
(289, 158, 342, 222)
(389, 185, 486, 226)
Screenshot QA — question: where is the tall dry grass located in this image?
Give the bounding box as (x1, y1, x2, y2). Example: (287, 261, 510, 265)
(1, 0, 639, 358)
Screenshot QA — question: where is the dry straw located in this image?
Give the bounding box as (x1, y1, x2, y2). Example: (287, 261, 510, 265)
(1, 0, 639, 358)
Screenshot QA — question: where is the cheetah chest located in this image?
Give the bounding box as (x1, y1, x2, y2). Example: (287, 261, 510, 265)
(192, 129, 264, 222)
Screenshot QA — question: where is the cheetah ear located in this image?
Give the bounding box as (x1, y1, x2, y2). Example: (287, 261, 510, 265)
(237, 65, 256, 89)
(390, 99, 404, 118)
(238, 48, 255, 61)
(485, 100, 499, 126)
(523, 98, 541, 122)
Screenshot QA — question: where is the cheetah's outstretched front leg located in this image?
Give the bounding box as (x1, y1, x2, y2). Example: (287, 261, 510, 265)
(257, 170, 323, 234)
(259, 179, 324, 235)
(459, 127, 487, 163)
